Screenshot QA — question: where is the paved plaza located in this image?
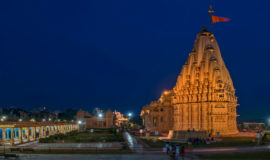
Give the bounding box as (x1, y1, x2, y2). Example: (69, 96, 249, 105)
(0, 154, 173, 160)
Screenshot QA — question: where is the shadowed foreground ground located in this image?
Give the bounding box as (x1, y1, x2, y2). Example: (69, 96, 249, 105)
(195, 151, 270, 160)
(2, 154, 172, 160)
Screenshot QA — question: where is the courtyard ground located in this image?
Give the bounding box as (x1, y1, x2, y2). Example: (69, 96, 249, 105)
(0, 154, 173, 160)
(195, 151, 270, 160)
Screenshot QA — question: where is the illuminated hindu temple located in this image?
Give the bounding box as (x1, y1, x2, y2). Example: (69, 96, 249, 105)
(141, 26, 238, 135)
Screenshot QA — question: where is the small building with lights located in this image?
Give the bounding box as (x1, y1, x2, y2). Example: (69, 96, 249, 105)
(113, 110, 128, 127)
(76, 109, 114, 128)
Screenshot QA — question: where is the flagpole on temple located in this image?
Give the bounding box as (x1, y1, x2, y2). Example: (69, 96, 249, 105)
(208, 3, 214, 33)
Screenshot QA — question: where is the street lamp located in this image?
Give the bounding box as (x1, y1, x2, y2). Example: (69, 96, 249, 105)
(98, 113, 103, 118)
(128, 113, 132, 117)
(78, 120, 82, 124)
(18, 119, 22, 122)
(42, 119, 46, 122)
(1, 116, 7, 121)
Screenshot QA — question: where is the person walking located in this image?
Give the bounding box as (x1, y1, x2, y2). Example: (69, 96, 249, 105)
(170, 144, 176, 160)
(180, 146, 185, 160)
(166, 142, 170, 154)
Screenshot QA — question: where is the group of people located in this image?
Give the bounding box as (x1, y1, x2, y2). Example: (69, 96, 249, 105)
(187, 137, 213, 145)
(165, 142, 185, 160)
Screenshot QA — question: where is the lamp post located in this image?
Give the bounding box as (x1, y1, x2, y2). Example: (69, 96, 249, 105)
(128, 113, 132, 118)
(77, 120, 85, 131)
(98, 113, 103, 118)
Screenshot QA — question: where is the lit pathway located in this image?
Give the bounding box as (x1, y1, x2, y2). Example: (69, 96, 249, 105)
(123, 132, 198, 160)
(123, 131, 144, 153)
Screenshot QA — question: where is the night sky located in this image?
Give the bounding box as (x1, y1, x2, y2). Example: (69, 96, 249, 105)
(0, 1, 269, 121)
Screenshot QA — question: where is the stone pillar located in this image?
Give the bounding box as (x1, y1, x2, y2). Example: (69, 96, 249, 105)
(40, 127, 43, 137)
(11, 128, 14, 146)
(19, 128, 22, 144)
(49, 126, 52, 136)
(42, 126, 45, 137)
(3, 128, 6, 143)
(33, 127, 36, 140)
(27, 128, 30, 142)
(183, 104, 188, 130)
(39, 127, 41, 138)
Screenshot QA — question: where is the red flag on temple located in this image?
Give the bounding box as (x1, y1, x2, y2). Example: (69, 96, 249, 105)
(211, 15, 230, 23)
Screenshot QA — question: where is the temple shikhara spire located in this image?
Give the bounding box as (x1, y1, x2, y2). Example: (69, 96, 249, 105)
(141, 26, 238, 135)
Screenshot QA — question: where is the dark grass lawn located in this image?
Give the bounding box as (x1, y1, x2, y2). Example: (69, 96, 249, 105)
(194, 137, 258, 148)
(141, 138, 166, 148)
(140, 137, 258, 149)
(196, 151, 270, 160)
(39, 128, 124, 143)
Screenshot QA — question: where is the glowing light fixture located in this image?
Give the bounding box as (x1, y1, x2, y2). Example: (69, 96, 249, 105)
(98, 113, 103, 118)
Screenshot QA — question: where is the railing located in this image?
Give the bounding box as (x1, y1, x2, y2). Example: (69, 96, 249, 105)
(0, 147, 131, 154)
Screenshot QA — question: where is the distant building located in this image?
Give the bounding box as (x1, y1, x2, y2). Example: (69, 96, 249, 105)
(238, 122, 265, 131)
(113, 110, 128, 127)
(76, 109, 113, 128)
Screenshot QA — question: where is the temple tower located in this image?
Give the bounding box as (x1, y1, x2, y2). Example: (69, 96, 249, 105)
(141, 26, 238, 135)
(171, 26, 238, 134)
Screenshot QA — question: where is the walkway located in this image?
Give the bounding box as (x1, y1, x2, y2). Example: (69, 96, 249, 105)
(123, 132, 144, 153)
(1, 154, 173, 160)
(123, 132, 198, 160)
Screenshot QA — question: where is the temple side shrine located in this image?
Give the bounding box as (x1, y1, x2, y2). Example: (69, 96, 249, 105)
(0, 122, 78, 146)
(141, 26, 238, 135)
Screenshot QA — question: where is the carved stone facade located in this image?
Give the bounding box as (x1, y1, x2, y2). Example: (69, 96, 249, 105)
(141, 26, 238, 135)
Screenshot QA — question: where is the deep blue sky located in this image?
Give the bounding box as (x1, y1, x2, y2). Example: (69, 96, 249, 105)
(0, 1, 269, 121)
